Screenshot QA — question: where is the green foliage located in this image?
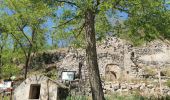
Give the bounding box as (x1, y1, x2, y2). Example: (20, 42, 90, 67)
(0, 0, 53, 51)
(0, 95, 10, 100)
(2, 64, 21, 78)
(66, 96, 88, 100)
(0, 0, 54, 79)
(118, 0, 170, 46)
(95, 11, 113, 41)
(166, 80, 170, 88)
(144, 67, 156, 76)
(66, 94, 170, 100)
(105, 94, 144, 100)
(51, 0, 170, 47)
(50, 0, 114, 48)
(44, 70, 58, 80)
(0, 48, 23, 78)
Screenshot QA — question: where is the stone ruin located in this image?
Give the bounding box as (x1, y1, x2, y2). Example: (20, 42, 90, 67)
(29, 36, 170, 96)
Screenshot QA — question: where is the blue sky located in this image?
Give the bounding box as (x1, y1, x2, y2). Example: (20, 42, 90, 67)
(2, 1, 170, 48)
(45, 9, 128, 47)
(2, 4, 128, 47)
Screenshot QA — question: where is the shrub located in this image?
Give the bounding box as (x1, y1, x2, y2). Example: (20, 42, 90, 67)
(66, 96, 88, 100)
(2, 64, 21, 78)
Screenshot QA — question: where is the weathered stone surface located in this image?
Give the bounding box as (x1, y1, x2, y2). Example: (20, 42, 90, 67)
(14, 75, 68, 100)
(30, 49, 67, 69)
(29, 37, 170, 80)
(147, 84, 154, 89)
(102, 81, 170, 95)
(28, 36, 170, 96)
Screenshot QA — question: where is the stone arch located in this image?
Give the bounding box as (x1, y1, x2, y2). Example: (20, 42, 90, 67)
(105, 64, 121, 81)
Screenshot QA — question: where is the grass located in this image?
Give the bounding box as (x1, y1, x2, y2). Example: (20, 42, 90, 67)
(0, 95, 11, 100)
(66, 94, 170, 100)
(66, 95, 90, 100)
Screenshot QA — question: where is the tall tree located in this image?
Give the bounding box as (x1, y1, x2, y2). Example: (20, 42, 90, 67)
(49, 0, 115, 100)
(84, 8, 104, 100)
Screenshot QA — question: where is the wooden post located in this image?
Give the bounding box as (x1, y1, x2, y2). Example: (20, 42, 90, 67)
(158, 69, 163, 95)
(78, 62, 82, 94)
(2, 90, 5, 100)
(10, 81, 13, 100)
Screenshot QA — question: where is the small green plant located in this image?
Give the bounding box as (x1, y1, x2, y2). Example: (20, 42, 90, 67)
(144, 67, 156, 76)
(44, 70, 58, 80)
(66, 96, 88, 100)
(166, 80, 170, 88)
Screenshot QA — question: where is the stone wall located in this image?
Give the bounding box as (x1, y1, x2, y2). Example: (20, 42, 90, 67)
(29, 37, 170, 96)
(29, 37, 170, 79)
(103, 81, 170, 96)
(30, 49, 66, 69)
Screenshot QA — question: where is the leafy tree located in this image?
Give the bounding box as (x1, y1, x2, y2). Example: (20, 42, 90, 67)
(0, 0, 52, 79)
(46, 0, 117, 100)
(0, 32, 22, 78)
(117, 0, 170, 45)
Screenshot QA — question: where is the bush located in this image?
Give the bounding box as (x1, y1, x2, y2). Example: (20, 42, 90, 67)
(1, 64, 21, 78)
(66, 96, 88, 100)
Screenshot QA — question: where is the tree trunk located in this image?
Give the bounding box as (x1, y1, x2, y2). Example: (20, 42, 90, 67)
(24, 29, 35, 79)
(0, 46, 3, 78)
(0, 46, 3, 67)
(24, 45, 32, 79)
(85, 9, 105, 100)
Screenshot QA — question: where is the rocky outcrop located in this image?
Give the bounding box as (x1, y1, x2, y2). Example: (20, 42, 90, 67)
(30, 49, 67, 69)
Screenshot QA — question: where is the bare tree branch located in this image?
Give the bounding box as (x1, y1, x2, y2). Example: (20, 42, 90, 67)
(54, 15, 80, 28)
(75, 22, 85, 38)
(58, 18, 75, 28)
(18, 26, 33, 45)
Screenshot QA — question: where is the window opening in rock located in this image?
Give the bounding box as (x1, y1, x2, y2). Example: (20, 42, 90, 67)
(29, 84, 41, 99)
